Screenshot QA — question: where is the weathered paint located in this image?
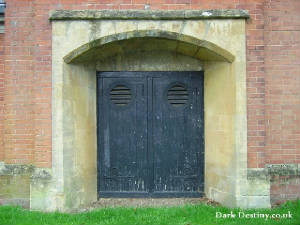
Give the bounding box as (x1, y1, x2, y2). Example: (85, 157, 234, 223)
(97, 72, 204, 197)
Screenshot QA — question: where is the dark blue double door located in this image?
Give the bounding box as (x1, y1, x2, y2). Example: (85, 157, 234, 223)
(97, 72, 204, 197)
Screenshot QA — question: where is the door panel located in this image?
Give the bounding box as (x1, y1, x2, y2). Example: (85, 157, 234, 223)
(152, 72, 204, 195)
(98, 76, 148, 193)
(97, 72, 204, 197)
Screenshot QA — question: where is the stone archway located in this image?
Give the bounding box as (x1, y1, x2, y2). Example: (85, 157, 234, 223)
(30, 10, 266, 211)
(63, 30, 235, 64)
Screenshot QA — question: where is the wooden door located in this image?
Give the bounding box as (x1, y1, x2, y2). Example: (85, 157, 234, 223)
(97, 72, 204, 197)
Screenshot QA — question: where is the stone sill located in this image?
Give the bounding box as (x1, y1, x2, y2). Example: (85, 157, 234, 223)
(49, 9, 249, 21)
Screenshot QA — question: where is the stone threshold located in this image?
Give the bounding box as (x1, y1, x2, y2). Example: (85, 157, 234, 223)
(49, 9, 250, 21)
(74, 197, 218, 212)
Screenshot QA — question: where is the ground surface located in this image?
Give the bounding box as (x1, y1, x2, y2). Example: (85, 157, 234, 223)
(0, 200, 299, 225)
(82, 197, 219, 212)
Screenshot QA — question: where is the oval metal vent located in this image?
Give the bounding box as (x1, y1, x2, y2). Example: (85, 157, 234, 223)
(167, 84, 189, 107)
(110, 85, 132, 106)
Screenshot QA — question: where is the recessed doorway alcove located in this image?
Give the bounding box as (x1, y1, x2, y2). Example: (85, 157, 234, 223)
(30, 9, 269, 211)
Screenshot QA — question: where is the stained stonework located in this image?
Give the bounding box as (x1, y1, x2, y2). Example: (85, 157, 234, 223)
(49, 9, 249, 21)
(41, 9, 252, 211)
(63, 31, 235, 64)
(0, 163, 33, 208)
(0, 163, 52, 209)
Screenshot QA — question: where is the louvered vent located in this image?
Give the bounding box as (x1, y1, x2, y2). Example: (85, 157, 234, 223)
(167, 84, 189, 106)
(110, 85, 132, 106)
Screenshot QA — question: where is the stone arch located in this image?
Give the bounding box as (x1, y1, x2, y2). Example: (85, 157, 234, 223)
(63, 30, 235, 64)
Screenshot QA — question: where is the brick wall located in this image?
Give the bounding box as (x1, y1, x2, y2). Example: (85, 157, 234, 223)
(245, 0, 267, 168)
(265, 0, 300, 165)
(3, 0, 269, 169)
(264, 0, 300, 204)
(0, 33, 4, 161)
(3, 0, 52, 167)
(271, 175, 300, 205)
(4, 1, 36, 165)
(0, 0, 299, 202)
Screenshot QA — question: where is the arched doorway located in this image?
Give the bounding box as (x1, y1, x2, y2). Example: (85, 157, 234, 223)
(44, 13, 250, 211)
(63, 31, 233, 198)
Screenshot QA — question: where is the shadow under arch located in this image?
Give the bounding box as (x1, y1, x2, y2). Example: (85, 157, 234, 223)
(63, 29, 235, 64)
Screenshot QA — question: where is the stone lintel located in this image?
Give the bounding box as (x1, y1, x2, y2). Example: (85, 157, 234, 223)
(49, 9, 249, 21)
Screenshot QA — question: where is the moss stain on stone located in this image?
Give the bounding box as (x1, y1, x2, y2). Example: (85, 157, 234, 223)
(49, 10, 250, 21)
